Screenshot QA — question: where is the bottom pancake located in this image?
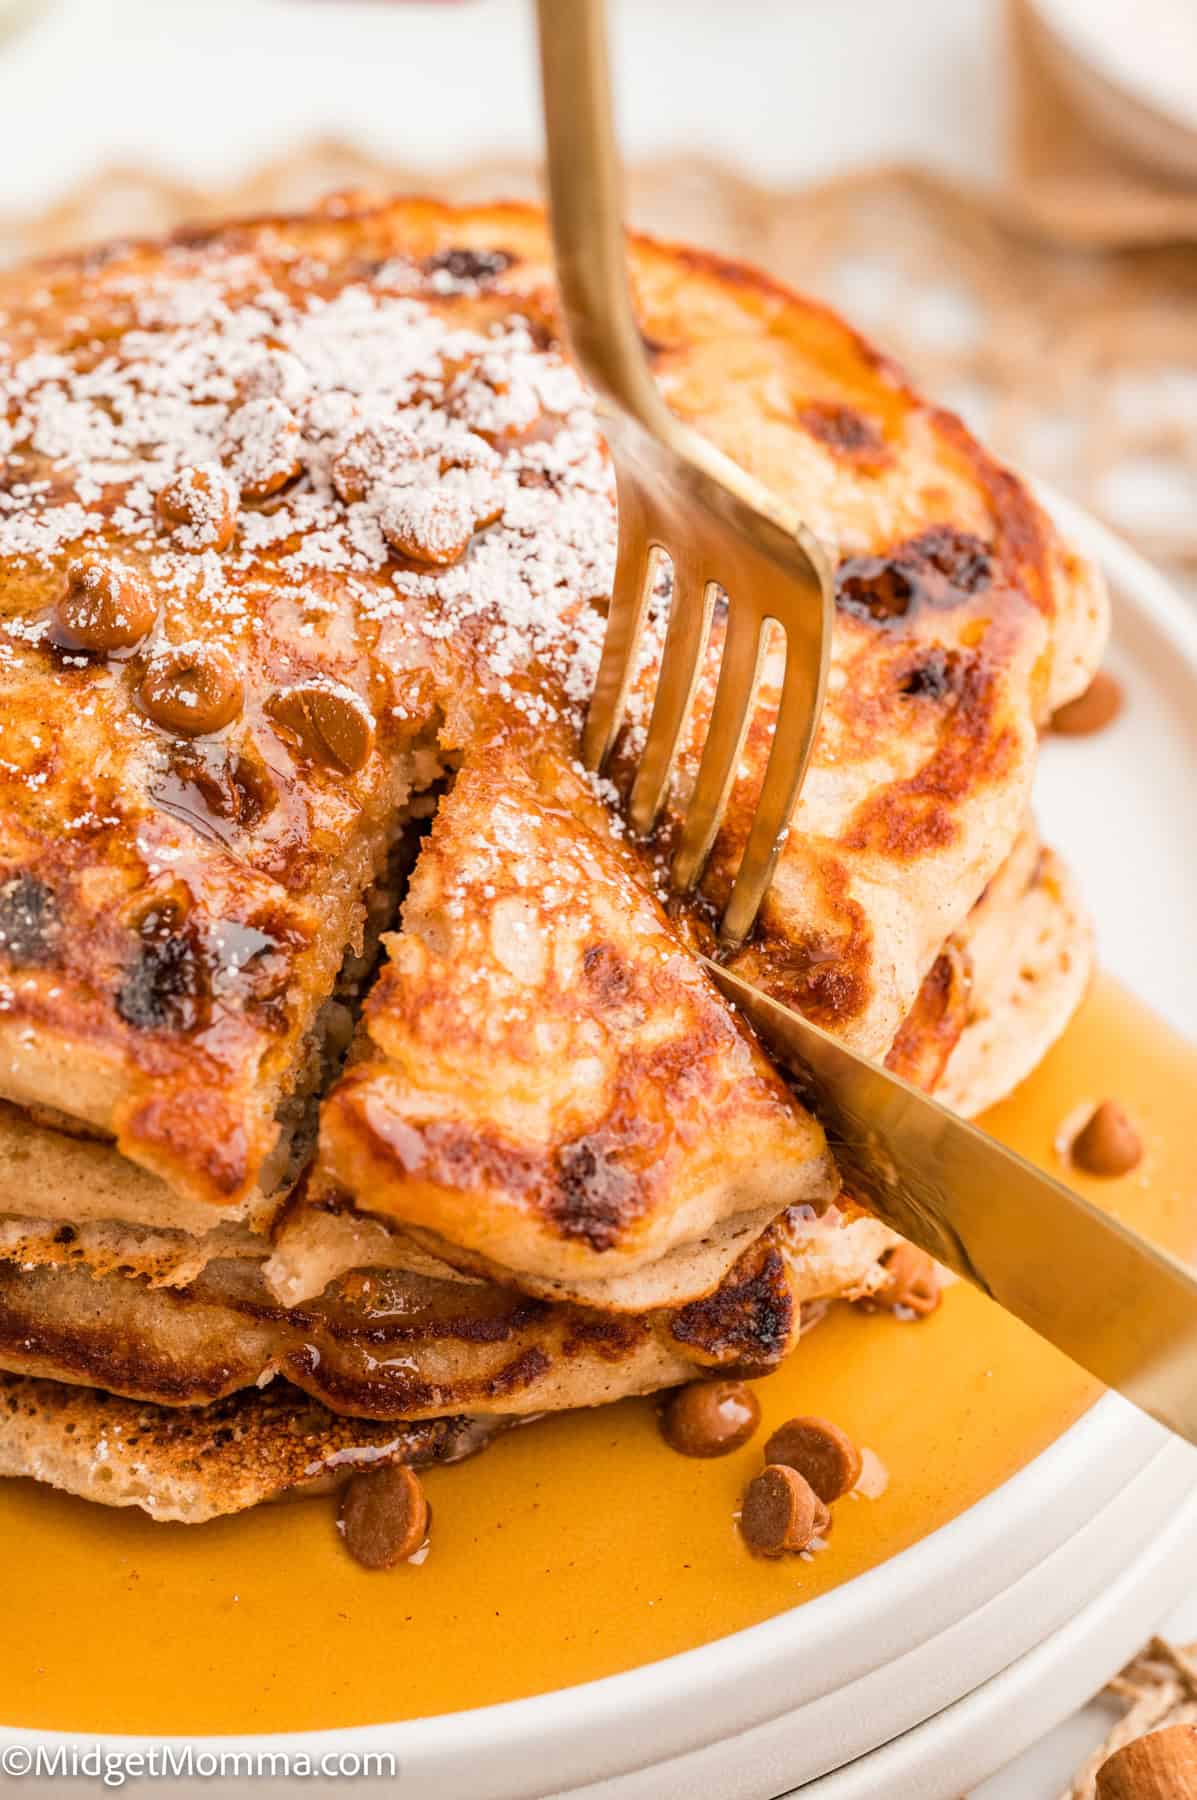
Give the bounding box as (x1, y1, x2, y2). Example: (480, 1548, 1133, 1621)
(0, 1374, 499, 1524)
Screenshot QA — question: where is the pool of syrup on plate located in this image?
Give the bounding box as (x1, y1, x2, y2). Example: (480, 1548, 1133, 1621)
(2, 973, 1195, 1734)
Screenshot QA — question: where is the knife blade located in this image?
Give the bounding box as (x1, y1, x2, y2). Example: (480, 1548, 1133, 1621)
(705, 958, 1197, 1446)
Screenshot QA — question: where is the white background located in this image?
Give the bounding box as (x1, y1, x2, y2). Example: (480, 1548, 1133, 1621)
(0, 0, 1006, 208)
(0, 3, 1193, 1794)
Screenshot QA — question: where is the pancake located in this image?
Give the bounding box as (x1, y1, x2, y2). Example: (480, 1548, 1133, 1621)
(0, 1214, 263, 1289)
(937, 842, 1092, 1118)
(0, 196, 1105, 1516)
(0, 829, 1088, 1519)
(0, 826, 1088, 1298)
(610, 263, 1106, 1061)
(0, 200, 1104, 1235)
(319, 713, 837, 1313)
(0, 1374, 498, 1523)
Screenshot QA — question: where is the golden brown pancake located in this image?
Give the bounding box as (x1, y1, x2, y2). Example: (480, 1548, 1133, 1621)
(0, 199, 1103, 1232)
(0, 819, 1087, 1308)
(0, 824, 1086, 1517)
(937, 840, 1092, 1118)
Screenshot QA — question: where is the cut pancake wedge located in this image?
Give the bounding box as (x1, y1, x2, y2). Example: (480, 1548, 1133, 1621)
(319, 714, 838, 1313)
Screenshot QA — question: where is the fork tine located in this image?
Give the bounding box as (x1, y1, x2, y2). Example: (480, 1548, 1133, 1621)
(581, 473, 657, 771)
(671, 601, 766, 895)
(719, 619, 824, 948)
(540, 0, 831, 935)
(628, 558, 714, 836)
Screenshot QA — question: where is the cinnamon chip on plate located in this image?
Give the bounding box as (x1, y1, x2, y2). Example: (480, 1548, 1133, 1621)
(1071, 1100, 1143, 1177)
(337, 1464, 430, 1571)
(1050, 668, 1122, 735)
(659, 1379, 761, 1458)
(739, 1465, 829, 1557)
(763, 1416, 862, 1503)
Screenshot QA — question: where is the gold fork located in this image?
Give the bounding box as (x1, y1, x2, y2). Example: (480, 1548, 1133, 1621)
(536, 0, 833, 949)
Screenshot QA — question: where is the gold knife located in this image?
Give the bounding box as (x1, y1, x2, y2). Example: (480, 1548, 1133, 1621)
(705, 959, 1197, 1445)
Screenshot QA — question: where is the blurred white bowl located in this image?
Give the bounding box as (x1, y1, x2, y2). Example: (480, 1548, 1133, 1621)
(1030, 0, 1197, 185)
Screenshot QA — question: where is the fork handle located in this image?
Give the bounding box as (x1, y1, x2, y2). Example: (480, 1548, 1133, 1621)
(535, 0, 665, 425)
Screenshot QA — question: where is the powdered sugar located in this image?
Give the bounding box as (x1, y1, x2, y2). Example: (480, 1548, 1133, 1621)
(0, 242, 618, 733)
(0, 499, 105, 562)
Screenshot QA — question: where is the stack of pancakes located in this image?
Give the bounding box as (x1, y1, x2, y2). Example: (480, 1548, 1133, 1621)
(0, 200, 1104, 1521)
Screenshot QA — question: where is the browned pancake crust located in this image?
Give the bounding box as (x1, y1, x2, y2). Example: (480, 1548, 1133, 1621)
(0, 1195, 900, 1423)
(884, 941, 972, 1091)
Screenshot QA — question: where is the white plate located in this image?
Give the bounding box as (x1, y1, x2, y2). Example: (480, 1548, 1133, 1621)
(3, 495, 1196, 1797)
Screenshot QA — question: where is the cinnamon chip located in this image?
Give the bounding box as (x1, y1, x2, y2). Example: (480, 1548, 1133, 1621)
(375, 475, 502, 564)
(447, 355, 543, 438)
(763, 1416, 862, 1503)
(331, 420, 421, 505)
(138, 643, 244, 737)
(1071, 1100, 1143, 1177)
(659, 1379, 761, 1458)
(379, 484, 478, 564)
(269, 681, 376, 774)
(739, 1464, 826, 1557)
(877, 1243, 941, 1317)
(1051, 670, 1123, 736)
(222, 396, 303, 501)
(331, 419, 496, 508)
(52, 557, 156, 653)
(337, 1464, 430, 1571)
(156, 462, 238, 553)
(242, 347, 310, 410)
